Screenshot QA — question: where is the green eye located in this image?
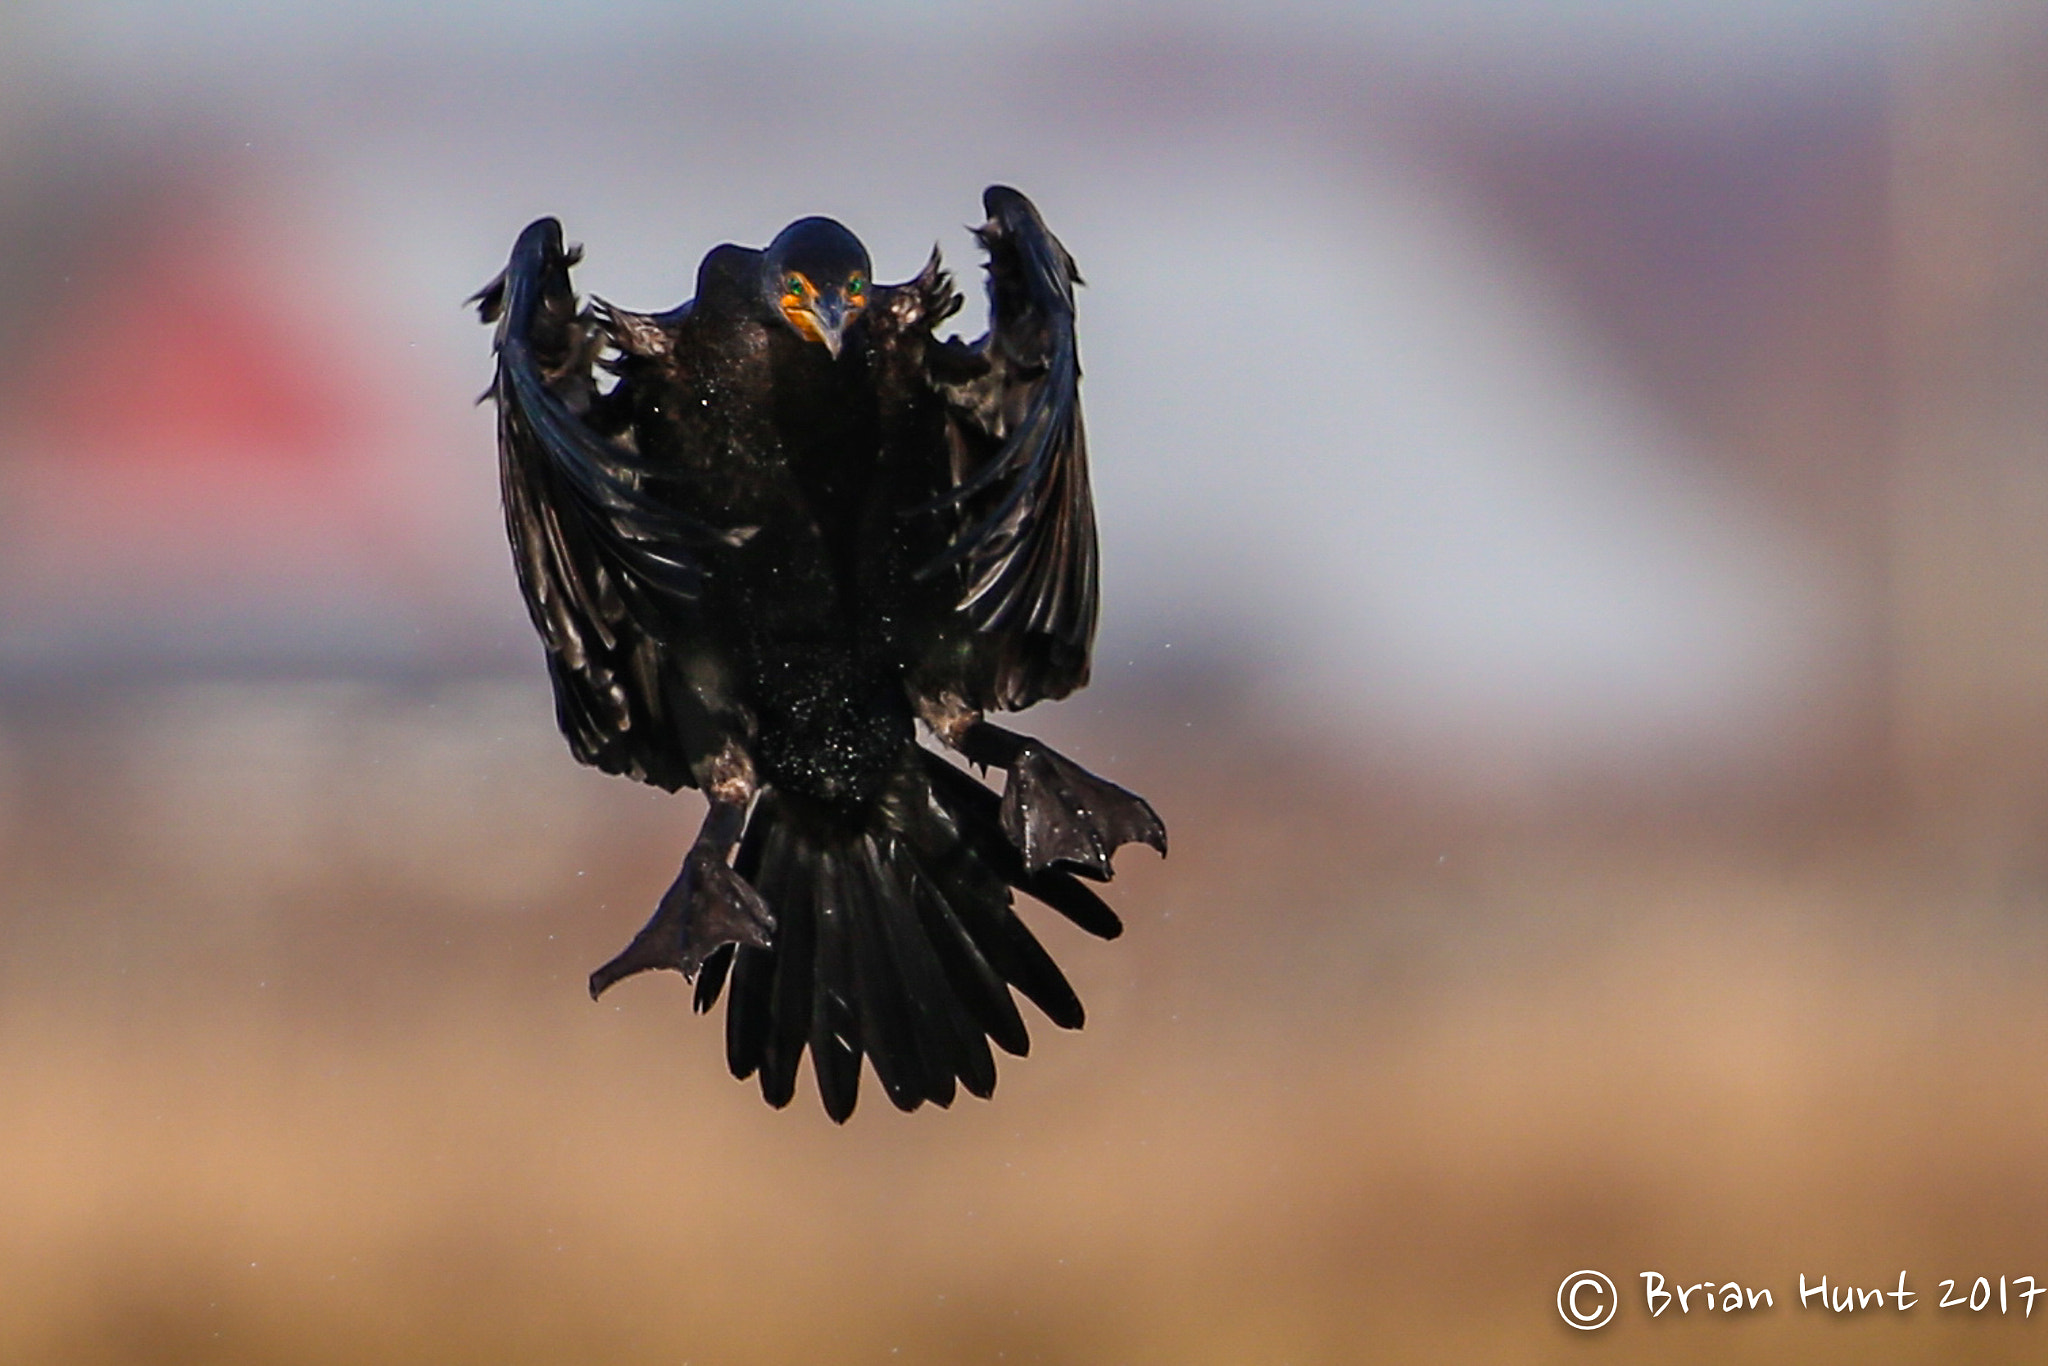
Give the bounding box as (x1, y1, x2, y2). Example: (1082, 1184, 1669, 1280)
(848, 275, 866, 296)
(784, 274, 805, 296)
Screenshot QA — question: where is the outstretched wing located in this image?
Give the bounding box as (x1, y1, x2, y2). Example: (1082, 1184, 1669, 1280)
(474, 217, 731, 790)
(910, 186, 1099, 710)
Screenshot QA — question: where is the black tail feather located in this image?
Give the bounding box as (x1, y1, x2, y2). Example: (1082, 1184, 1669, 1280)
(921, 755, 1124, 939)
(844, 849, 927, 1112)
(867, 837, 982, 1103)
(909, 865, 1027, 1069)
(809, 850, 863, 1122)
(759, 812, 816, 1109)
(714, 811, 774, 1066)
(709, 748, 1128, 1120)
(725, 943, 771, 1080)
(891, 840, 1002, 1103)
(907, 763, 1088, 1031)
(693, 941, 734, 1014)
(939, 880, 1086, 1031)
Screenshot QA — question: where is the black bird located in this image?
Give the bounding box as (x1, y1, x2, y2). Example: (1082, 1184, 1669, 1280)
(474, 187, 1164, 1120)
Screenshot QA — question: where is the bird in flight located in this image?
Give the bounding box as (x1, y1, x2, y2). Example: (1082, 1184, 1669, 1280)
(475, 187, 1164, 1120)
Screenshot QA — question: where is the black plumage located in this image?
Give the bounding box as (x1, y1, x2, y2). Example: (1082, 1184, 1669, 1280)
(475, 187, 1164, 1120)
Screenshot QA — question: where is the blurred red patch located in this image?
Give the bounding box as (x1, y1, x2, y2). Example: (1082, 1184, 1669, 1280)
(9, 207, 389, 568)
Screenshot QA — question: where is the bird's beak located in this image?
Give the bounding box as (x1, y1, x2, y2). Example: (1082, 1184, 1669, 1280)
(807, 293, 850, 359)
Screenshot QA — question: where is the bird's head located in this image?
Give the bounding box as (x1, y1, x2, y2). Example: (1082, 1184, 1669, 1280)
(763, 216, 871, 359)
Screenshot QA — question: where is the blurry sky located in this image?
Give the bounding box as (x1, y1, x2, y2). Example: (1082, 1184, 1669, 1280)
(0, 0, 1986, 784)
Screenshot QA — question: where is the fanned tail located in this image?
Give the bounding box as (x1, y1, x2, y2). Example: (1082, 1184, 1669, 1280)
(691, 750, 1122, 1121)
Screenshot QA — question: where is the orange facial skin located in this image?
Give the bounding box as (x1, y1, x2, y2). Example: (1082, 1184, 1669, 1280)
(779, 271, 868, 350)
(780, 272, 823, 344)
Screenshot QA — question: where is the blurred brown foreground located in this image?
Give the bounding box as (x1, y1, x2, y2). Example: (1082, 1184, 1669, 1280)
(1, 682, 2045, 1366)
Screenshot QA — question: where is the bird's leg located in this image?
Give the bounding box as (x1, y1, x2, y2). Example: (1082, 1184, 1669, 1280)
(920, 693, 1167, 879)
(589, 744, 774, 999)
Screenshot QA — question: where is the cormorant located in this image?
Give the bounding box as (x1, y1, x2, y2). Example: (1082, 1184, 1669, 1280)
(475, 187, 1164, 1120)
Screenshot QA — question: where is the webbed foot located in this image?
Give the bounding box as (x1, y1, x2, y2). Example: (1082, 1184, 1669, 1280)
(589, 847, 774, 998)
(1000, 741, 1168, 879)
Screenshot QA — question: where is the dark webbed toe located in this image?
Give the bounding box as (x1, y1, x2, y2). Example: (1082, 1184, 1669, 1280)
(1000, 741, 1168, 878)
(589, 848, 774, 998)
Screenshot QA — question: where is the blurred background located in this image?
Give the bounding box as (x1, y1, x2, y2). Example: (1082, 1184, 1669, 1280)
(0, 0, 2045, 1361)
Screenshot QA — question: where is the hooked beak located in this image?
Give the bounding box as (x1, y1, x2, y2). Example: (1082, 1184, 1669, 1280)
(806, 292, 851, 359)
